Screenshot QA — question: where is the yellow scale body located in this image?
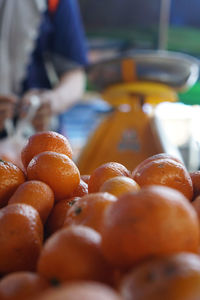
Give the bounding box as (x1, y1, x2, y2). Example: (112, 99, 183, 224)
(77, 81, 177, 174)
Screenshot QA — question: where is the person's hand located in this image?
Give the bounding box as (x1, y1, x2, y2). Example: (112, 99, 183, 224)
(0, 95, 17, 131)
(20, 89, 54, 132)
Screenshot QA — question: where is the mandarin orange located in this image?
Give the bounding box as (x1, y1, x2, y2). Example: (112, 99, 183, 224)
(8, 180, 54, 224)
(21, 131, 73, 169)
(132, 158, 193, 201)
(0, 160, 25, 208)
(46, 197, 80, 235)
(0, 203, 43, 274)
(190, 171, 200, 199)
(36, 281, 122, 300)
(37, 225, 113, 284)
(88, 162, 130, 193)
(132, 153, 183, 176)
(68, 179, 88, 198)
(99, 176, 140, 197)
(0, 271, 49, 300)
(81, 174, 90, 185)
(120, 253, 200, 300)
(101, 185, 199, 269)
(192, 195, 200, 224)
(64, 192, 117, 233)
(27, 151, 80, 201)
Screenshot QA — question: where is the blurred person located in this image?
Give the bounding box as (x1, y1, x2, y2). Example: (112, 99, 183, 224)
(0, 0, 88, 136)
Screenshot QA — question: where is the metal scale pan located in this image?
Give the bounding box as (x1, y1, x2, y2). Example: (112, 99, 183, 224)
(87, 50, 199, 92)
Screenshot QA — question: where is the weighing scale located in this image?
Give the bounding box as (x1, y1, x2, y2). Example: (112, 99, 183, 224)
(77, 50, 199, 174)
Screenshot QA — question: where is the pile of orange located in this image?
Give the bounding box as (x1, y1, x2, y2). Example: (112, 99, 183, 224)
(0, 130, 200, 299)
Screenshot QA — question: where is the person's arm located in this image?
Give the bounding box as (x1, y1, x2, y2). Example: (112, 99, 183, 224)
(48, 67, 86, 114)
(21, 68, 86, 131)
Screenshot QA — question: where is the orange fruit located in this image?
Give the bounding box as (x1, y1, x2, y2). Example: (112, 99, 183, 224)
(192, 195, 200, 223)
(69, 179, 88, 198)
(101, 185, 199, 269)
(36, 281, 122, 300)
(8, 180, 54, 224)
(0, 271, 49, 300)
(0, 160, 25, 208)
(88, 162, 131, 193)
(132, 157, 193, 201)
(81, 174, 90, 184)
(120, 252, 200, 300)
(37, 225, 113, 284)
(132, 153, 183, 176)
(46, 197, 80, 235)
(0, 203, 43, 274)
(0, 154, 23, 170)
(64, 192, 117, 233)
(99, 176, 140, 197)
(21, 131, 73, 170)
(27, 151, 80, 201)
(190, 171, 200, 199)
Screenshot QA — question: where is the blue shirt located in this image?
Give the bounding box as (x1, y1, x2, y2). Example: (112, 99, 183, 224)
(23, 0, 88, 93)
